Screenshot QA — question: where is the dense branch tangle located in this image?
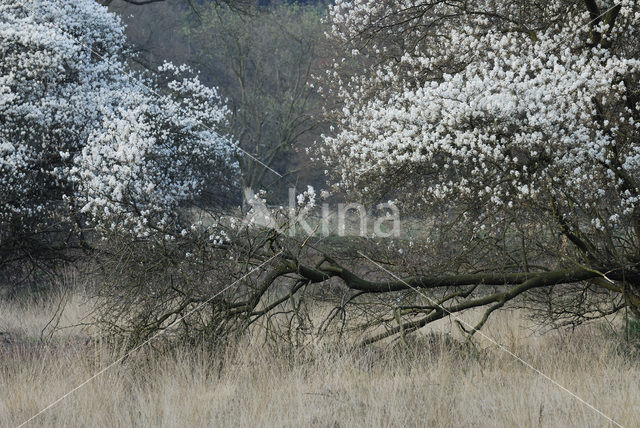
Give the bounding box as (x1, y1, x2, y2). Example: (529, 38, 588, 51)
(233, 243, 634, 345)
(110, 222, 637, 347)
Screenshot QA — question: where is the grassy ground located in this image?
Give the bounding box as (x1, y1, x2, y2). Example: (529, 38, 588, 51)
(1, 291, 639, 427)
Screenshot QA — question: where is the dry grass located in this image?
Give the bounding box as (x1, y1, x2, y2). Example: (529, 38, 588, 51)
(1, 292, 640, 428)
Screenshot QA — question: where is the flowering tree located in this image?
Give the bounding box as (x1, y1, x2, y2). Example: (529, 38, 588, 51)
(268, 0, 640, 340)
(0, 0, 237, 279)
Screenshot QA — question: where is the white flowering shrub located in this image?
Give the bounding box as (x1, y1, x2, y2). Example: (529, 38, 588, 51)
(0, 0, 238, 251)
(321, 0, 640, 234)
(293, 0, 640, 332)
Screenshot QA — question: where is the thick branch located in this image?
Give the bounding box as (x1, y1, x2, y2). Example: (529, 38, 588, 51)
(295, 261, 606, 294)
(358, 268, 601, 345)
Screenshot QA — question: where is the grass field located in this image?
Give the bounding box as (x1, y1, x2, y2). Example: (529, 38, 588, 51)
(1, 290, 639, 427)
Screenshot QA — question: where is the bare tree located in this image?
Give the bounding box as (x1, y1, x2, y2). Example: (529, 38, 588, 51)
(184, 2, 327, 198)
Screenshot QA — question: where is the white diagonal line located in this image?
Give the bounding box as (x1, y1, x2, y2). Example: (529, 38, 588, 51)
(356, 250, 624, 428)
(16, 251, 283, 428)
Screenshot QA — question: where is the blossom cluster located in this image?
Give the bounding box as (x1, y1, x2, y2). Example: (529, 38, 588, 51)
(0, 0, 238, 238)
(321, 0, 640, 229)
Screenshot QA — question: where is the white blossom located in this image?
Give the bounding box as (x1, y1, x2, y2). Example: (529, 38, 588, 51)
(0, 0, 238, 238)
(321, 0, 640, 229)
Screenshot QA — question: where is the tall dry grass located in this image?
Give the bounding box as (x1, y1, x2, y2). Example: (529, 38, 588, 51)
(1, 291, 639, 427)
